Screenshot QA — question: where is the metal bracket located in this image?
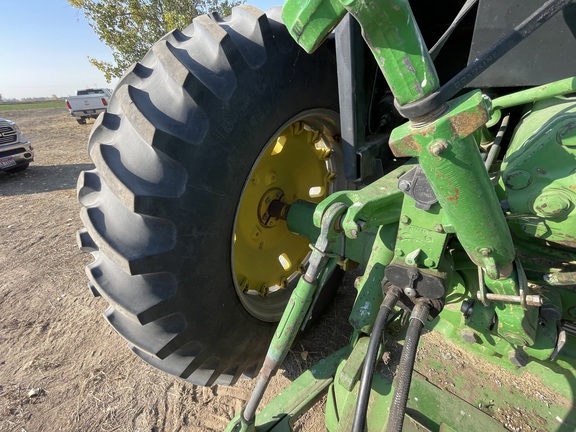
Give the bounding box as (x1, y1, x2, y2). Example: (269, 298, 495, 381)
(397, 165, 438, 210)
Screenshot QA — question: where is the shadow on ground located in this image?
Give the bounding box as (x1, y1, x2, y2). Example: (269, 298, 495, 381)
(0, 163, 94, 195)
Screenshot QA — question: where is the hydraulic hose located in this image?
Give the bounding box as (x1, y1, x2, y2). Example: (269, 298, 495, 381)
(386, 302, 431, 432)
(484, 114, 510, 171)
(351, 287, 401, 432)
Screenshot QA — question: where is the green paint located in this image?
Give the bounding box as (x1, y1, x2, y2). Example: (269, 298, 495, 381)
(339, 0, 439, 105)
(350, 224, 397, 333)
(499, 96, 576, 253)
(286, 200, 321, 241)
(284, 199, 381, 269)
(491, 76, 576, 112)
(390, 90, 516, 277)
(312, 161, 413, 233)
(392, 196, 448, 273)
(282, 0, 347, 54)
(484, 271, 538, 347)
(283, 0, 439, 105)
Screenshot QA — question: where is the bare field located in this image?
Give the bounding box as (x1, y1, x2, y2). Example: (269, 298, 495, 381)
(0, 107, 569, 432)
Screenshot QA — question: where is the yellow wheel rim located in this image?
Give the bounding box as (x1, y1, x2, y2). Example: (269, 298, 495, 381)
(232, 111, 340, 321)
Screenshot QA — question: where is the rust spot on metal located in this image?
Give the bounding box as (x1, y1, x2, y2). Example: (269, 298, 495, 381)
(392, 136, 423, 157)
(446, 187, 460, 202)
(449, 109, 488, 137)
(390, 124, 436, 157)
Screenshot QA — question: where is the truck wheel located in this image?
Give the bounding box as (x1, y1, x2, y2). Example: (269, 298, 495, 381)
(77, 6, 345, 386)
(77, 118, 87, 125)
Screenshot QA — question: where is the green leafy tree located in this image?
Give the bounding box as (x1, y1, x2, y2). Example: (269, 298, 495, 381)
(69, 0, 241, 82)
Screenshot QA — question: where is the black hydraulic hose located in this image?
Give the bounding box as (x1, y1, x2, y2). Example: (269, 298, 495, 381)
(351, 288, 401, 432)
(386, 302, 431, 432)
(429, 0, 478, 60)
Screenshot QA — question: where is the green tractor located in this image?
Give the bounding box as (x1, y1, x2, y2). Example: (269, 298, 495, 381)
(77, 0, 575, 430)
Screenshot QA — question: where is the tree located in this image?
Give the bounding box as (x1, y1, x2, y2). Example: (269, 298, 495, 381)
(69, 0, 241, 82)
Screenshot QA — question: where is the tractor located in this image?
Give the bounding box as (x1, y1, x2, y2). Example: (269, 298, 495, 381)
(78, 0, 576, 430)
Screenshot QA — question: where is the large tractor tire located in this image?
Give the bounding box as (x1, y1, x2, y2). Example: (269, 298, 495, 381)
(77, 6, 345, 386)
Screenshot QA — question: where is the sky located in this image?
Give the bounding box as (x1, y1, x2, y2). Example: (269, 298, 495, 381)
(0, 0, 280, 100)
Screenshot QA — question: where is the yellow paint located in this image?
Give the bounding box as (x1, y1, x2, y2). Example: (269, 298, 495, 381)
(233, 121, 334, 298)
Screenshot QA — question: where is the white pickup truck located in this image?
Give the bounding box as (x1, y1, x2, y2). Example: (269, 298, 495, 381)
(65, 88, 111, 124)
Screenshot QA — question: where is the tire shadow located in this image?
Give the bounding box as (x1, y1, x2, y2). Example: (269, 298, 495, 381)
(0, 163, 94, 196)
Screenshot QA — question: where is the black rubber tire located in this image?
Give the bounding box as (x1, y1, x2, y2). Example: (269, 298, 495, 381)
(77, 118, 87, 125)
(77, 6, 342, 387)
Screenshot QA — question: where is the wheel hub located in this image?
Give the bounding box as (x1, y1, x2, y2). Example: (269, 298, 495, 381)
(257, 188, 286, 228)
(232, 116, 340, 321)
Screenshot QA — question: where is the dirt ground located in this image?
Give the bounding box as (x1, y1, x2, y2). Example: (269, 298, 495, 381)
(0, 107, 572, 432)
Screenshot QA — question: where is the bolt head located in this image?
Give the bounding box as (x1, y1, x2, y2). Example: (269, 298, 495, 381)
(429, 140, 449, 156)
(477, 247, 492, 256)
(398, 180, 411, 192)
(404, 287, 417, 297)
